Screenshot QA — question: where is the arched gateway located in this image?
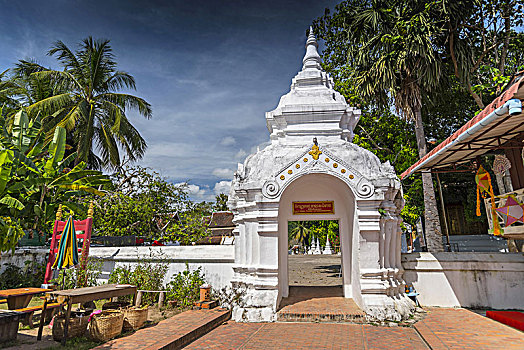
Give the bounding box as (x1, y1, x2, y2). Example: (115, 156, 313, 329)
(228, 29, 414, 322)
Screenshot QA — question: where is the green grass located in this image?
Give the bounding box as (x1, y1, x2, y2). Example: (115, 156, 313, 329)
(42, 336, 102, 350)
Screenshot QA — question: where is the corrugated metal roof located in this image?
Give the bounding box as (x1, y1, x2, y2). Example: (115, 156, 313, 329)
(401, 74, 524, 179)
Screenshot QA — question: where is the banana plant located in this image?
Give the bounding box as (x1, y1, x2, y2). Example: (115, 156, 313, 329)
(0, 108, 110, 252)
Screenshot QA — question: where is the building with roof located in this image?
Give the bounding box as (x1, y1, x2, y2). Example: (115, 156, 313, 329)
(401, 72, 524, 248)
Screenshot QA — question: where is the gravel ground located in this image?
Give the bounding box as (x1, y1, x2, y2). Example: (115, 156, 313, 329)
(288, 254, 342, 286)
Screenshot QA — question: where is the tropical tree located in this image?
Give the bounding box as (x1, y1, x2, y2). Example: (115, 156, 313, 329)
(213, 193, 229, 211)
(26, 37, 152, 169)
(315, 1, 445, 251)
(441, 0, 524, 107)
(0, 109, 109, 252)
(288, 221, 311, 247)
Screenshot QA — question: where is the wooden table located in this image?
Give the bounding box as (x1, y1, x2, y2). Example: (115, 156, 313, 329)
(0, 288, 51, 310)
(37, 284, 137, 346)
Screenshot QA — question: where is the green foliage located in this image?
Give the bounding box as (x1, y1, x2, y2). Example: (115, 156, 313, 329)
(213, 193, 229, 212)
(0, 108, 110, 252)
(2, 38, 152, 170)
(108, 254, 168, 304)
(314, 0, 524, 232)
(288, 220, 339, 251)
(166, 263, 206, 308)
(0, 260, 45, 289)
(50, 258, 102, 290)
(94, 165, 209, 244)
(440, 1, 524, 107)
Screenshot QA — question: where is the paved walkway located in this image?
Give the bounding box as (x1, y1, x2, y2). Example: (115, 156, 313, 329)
(93, 308, 230, 350)
(185, 308, 524, 349)
(415, 308, 524, 350)
(185, 322, 427, 349)
(277, 286, 365, 322)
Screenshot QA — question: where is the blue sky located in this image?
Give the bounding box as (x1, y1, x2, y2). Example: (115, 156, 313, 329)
(0, 0, 340, 201)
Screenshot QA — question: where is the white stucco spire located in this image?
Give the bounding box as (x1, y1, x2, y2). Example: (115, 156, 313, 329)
(265, 27, 361, 144)
(302, 27, 321, 70)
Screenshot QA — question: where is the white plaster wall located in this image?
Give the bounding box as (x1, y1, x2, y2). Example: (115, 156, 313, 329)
(0, 248, 48, 273)
(89, 246, 235, 291)
(402, 252, 524, 309)
(1, 246, 235, 292)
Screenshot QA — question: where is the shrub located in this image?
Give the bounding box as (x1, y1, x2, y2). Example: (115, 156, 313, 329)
(167, 264, 206, 308)
(0, 260, 45, 289)
(109, 258, 168, 304)
(50, 258, 103, 290)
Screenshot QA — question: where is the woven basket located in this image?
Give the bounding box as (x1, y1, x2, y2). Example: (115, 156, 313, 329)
(122, 306, 149, 331)
(52, 314, 89, 341)
(88, 310, 124, 342)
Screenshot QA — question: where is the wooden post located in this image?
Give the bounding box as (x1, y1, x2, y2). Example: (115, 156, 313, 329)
(158, 292, 165, 308)
(37, 298, 49, 341)
(436, 173, 451, 251)
(135, 291, 142, 307)
(61, 298, 73, 346)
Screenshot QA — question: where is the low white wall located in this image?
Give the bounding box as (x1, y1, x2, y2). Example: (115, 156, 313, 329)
(0, 248, 48, 273)
(1, 246, 235, 292)
(89, 246, 235, 291)
(402, 252, 524, 309)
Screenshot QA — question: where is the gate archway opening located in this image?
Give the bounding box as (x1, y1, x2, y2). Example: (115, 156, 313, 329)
(277, 173, 357, 304)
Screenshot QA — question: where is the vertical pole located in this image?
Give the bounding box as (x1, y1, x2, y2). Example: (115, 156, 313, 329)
(158, 292, 165, 308)
(135, 291, 142, 307)
(436, 173, 451, 251)
(37, 297, 49, 340)
(61, 298, 73, 346)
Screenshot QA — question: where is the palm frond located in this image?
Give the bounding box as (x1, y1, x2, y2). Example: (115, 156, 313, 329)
(98, 93, 152, 119)
(26, 93, 74, 118)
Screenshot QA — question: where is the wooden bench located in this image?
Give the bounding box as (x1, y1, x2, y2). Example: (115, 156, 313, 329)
(15, 302, 62, 328)
(135, 290, 168, 308)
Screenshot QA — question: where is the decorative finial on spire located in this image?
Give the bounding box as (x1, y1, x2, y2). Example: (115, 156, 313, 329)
(303, 27, 321, 70)
(307, 26, 318, 48)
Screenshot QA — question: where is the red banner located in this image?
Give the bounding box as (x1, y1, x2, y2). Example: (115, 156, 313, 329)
(292, 201, 334, 215)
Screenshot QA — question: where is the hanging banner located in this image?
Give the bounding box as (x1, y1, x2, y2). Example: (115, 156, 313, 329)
(292, 201, 334, 215)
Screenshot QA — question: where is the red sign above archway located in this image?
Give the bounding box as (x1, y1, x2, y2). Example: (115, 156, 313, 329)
(292, 201, 335, 215)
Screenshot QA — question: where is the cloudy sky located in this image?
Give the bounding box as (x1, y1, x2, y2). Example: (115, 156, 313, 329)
(0, 0, 339, 201)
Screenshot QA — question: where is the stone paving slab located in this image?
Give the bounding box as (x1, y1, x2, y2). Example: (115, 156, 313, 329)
(185, 308, 524, 349)
(90, 307, 523, 350)
(93, 308, 230, 350)
(277, 287, 365, 323)
(184, 321, 428, 349)
(415, 308, 524, 350)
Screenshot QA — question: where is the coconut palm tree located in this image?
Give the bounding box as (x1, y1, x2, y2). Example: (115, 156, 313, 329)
(288, 221, 311, 248)
(315, 1, 444, 251)
(26, 37, 152, 169)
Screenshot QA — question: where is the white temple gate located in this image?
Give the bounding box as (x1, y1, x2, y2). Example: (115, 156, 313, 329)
(228, 29, 414, 322)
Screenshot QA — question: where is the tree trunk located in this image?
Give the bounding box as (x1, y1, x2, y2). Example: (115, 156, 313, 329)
(414, 106, 444, 252)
